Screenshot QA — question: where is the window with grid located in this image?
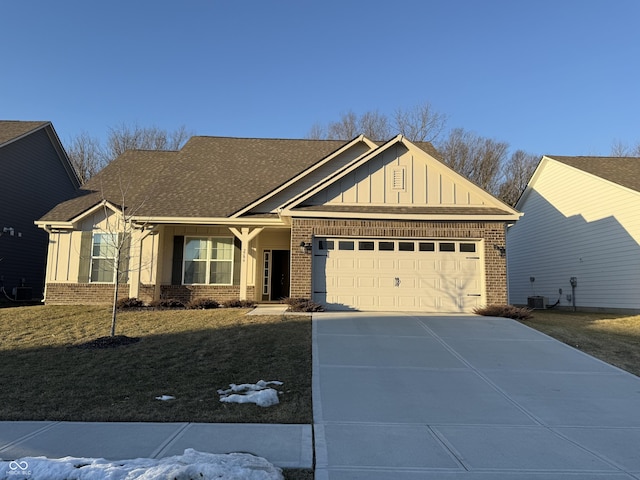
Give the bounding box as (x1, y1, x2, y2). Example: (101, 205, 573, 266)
(183, 237, 234, 285)
(90, 233, 118, 283)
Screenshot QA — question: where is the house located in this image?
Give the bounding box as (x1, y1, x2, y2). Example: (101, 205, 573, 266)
(36, 134, 520, 312)
(0, 121, 80, 300)
(507, 155, 640, 313)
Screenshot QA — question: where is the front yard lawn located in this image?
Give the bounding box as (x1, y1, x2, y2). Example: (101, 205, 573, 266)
(519, 310, 640, 376)
(0, 305, 311, 423)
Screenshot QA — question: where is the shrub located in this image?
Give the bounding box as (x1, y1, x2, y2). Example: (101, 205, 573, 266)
(222, 299, 257, 308)
(116, 297, 145, 309)
(473, 304, 533, 320)
(186, 298, 219, 309)
(284, 297, 324, 313)
(149, 298, 185, 309)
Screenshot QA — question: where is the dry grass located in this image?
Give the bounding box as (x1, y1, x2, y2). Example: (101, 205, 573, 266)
(0, 305, 311, 423)
(520, 309, 640, 376)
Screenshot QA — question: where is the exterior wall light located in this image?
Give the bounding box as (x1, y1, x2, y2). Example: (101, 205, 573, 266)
(299, 241, 312, 254)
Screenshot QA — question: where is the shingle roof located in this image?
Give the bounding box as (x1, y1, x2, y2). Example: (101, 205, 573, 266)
(0, 121, 49, 146)
(549, 155, 640, 193)
(40, 137, 349, 222)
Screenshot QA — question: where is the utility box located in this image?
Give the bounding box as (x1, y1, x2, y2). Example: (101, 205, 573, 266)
(527, 296, 548, 309)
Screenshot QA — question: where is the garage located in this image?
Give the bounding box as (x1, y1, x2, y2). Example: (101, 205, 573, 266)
(312, 237, 484, 312)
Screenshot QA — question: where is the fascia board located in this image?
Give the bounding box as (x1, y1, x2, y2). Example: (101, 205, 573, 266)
(68, 200, 122, 225)
(514, 156, 551, 210)
(230, 135, 375, 218)
(129, 216, 289, 226)
(282, 209, 521, 222)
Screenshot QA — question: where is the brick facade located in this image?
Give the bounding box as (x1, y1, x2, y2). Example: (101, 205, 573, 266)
(45, 283, 129, 305)
(160, 285, 255, 303)
(290, 218, 508, 306)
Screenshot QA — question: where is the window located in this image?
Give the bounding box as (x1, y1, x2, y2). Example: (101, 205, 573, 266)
(183, 237, 234, 285)
(439, 242, 456, 252)
(338, 241, 354, 251)
(399, 242, 415, 251)
(359, 241, 375, 251)
(90, 233, 118, 283)
(379, 241, 395, 251)
(419, 242, 435, 252)
(318, 240, 334, 250)
(460, 243, 476, 253)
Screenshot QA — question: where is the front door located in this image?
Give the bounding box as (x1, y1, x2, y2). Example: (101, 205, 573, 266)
(270, 250, 290, 300)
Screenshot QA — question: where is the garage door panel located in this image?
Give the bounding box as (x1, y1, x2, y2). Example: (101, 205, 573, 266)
(313, 238, 484, 313)
(358, 276, 376, 288)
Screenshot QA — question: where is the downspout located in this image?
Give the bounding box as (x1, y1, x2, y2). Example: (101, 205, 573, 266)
(41, 224, 54, 303)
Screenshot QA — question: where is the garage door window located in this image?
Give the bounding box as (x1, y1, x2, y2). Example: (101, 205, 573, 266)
(399, 242, 415, 251)
(379, 241, 395, 251)
(419, 242, 435, 252)
(460, 243, 476, 252)
(318, 240, 334, 250)
(439, 242, 456, 252)
(338, 241, 354, 250)
(358, 241, 375, 251)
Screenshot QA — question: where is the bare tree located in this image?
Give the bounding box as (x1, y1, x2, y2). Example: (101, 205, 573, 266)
(307, 102, 447, 143)
(497, 150, 539, 206)
(66, 132, 107, 184)
(326, 110, 360, 140)
(437, 128, 508, 193)
(66, 123, 192, 184)
(393, 102, 447, 142)
(105, 123, 192, 160)
(610, 139, 640, 157)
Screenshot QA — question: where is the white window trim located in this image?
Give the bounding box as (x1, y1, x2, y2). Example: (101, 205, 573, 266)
(89, 232, 118, 284)
(182, 236, 234, 286)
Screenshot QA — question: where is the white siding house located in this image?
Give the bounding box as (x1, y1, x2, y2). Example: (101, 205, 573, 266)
(507, 155, 640, 312)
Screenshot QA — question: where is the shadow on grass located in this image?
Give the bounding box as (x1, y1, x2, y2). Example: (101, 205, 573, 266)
(0, 316, 311, 424)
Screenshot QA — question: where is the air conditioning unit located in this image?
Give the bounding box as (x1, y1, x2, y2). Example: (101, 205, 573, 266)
(527, 296, 548, 309)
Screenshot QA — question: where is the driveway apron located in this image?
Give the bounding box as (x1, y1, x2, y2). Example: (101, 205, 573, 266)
(312, 312, 640, 479)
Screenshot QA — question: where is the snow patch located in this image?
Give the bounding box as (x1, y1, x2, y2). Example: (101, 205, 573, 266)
(218, 380, 283, 407)
(0, 449, 283, 480)
(154, 395, 175, 401)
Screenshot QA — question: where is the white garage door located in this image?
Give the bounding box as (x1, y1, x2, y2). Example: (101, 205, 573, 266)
(312, 238, 484, 312)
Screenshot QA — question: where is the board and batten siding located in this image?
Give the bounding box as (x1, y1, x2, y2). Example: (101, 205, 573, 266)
(507, 159, 640, 311)
(250, 141, 372, 213)
(306, 143, 488, 207)
(0, 126, 79, 298)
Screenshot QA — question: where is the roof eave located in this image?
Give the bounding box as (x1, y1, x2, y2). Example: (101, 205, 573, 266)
(283, 209, 521, 222)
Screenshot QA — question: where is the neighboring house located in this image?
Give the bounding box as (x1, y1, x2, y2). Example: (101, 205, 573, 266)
(36, 134, 520, 312)
(507, 155, 640, 313)
(0, 121, 80, 300)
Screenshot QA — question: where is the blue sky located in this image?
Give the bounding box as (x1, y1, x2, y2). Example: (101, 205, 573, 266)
(2, 0, 639, 156)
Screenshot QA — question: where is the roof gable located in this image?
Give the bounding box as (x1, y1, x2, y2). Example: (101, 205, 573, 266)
(284, 136, 519, 219)
(39, 137, 348, 223)
(0, 120, 49, 146)
(547, 155, 640, 193)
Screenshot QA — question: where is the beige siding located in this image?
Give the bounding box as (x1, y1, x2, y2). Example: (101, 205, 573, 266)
(249, 142, 372, 213)
(508, 159, 640, 310)
(306, 144, 490, 208)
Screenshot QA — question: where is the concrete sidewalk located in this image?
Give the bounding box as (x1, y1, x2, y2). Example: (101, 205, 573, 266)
(313, 312, 640, 479)
(0, 422, 312, 469)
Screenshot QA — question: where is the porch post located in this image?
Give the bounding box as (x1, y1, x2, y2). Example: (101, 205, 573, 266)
(229, 227, 263, 300)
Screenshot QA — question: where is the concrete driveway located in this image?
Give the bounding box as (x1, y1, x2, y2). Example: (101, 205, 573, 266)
(312, 312, 640, 479)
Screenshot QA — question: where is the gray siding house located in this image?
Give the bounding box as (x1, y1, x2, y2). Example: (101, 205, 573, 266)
(0, 121, 80, 300)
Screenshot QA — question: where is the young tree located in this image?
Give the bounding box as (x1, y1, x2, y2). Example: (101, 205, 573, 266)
(84, 173, 154, 338)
